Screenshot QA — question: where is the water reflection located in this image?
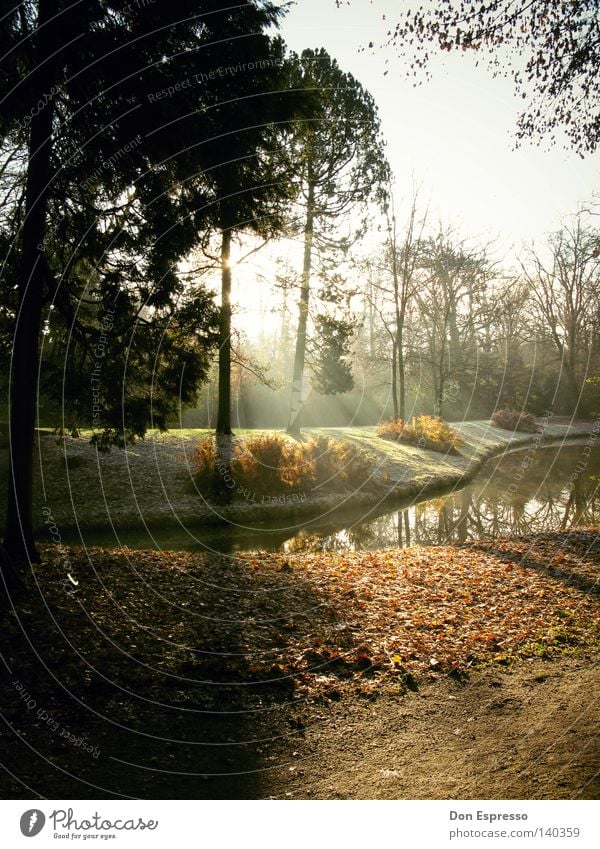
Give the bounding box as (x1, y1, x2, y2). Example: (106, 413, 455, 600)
(281, 444, 600, 552)
(66, 444, 600, 554)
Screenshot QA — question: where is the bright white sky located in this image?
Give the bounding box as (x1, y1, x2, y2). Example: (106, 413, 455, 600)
(278, 0, 597, 256)
(228, 0, 598, 335)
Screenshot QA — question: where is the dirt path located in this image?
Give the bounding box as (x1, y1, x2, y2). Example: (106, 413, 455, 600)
(1, 533, 598, 800)
(266, 653, 600, 799)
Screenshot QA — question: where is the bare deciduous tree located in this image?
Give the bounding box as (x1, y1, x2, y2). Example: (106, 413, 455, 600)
(522, 213, 600, 414)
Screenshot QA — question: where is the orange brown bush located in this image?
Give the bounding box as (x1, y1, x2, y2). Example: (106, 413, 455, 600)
(377, 415, 464, 454)
(192, 433, 376, 496)
(491, 408, 540, 433)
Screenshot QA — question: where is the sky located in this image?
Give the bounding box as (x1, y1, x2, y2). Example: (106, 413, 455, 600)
(226, 0, 598, 336)
(277, 0, 598, 259)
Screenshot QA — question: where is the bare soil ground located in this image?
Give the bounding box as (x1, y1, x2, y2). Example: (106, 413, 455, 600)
(3, 646, 597, 800)
(1, 529, 598, 800)
(268, 652, 600, 799)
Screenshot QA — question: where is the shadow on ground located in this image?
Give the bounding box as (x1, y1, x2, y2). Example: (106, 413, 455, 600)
(0, 547, 322, 799)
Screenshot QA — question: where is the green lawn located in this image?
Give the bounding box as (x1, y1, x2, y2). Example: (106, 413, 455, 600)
(0, 420, 593, 535)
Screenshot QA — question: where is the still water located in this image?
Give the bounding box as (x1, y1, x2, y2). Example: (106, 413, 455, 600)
(284, 442, 600, 553)
(70, 443, 600, 554)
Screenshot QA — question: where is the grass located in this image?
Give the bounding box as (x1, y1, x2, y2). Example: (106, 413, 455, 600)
(0, 418, 593, 535)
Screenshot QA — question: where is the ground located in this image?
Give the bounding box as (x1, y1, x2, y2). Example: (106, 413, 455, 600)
(269, 652, 600, 800)
(0, 419, 592, 535)
(1, 419, 597, 798)
(1, 528, 598, 799)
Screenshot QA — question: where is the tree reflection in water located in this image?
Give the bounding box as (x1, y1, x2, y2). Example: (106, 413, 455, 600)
(282, 444, 600, 552)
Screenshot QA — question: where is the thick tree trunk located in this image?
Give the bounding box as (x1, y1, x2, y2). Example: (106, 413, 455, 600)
(391, 338, 399, 419)
(565, 327, 584, 415)
(214, 228, 235, 502)
(397, 324, 406, 421)
(216, 228, 233, 435)
(3, 2, 55, 569)
(287, 180, 315, 436)
(435, 354, 446, 418)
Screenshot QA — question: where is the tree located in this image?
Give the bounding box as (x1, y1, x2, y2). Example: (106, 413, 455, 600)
(284, 48, 389, 435)
(377, 0, 600, 155)
(358, 191, 428, 420)
(1, 0, 214, 565)
(311, 314, 356, 395)
(195, 33, 296, 435)
(381, 190, 427, 420)
(522, 213, 600, 414)
(1, 0, 66, 569)
(0, 0, 288, 568)
(476, 279, 535, 412)
(413, 230, 493, 417)
(352, 255, 399, 417)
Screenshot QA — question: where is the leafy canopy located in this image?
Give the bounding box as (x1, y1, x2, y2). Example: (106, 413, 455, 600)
(0, 0, 292, 445)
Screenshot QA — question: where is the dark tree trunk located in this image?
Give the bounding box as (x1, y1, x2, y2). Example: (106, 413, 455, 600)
(216, 227, 233, 435)
(391, 338, 399, 419)
(368, 288, 376, 358)
(436, 358, 446, 418)
(287, 179, 315, 436)
(397, 324, 406, 421)
(3, 0, 55, 570)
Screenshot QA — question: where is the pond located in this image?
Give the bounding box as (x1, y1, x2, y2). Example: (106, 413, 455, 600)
(63, 442, 600, 554)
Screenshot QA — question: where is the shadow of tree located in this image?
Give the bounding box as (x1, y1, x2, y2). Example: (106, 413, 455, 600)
(0, 546, 330, 799)
(468, 531, 600, 597)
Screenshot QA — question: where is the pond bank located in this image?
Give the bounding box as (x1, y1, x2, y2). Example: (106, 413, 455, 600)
(9, 418, 597, 534)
